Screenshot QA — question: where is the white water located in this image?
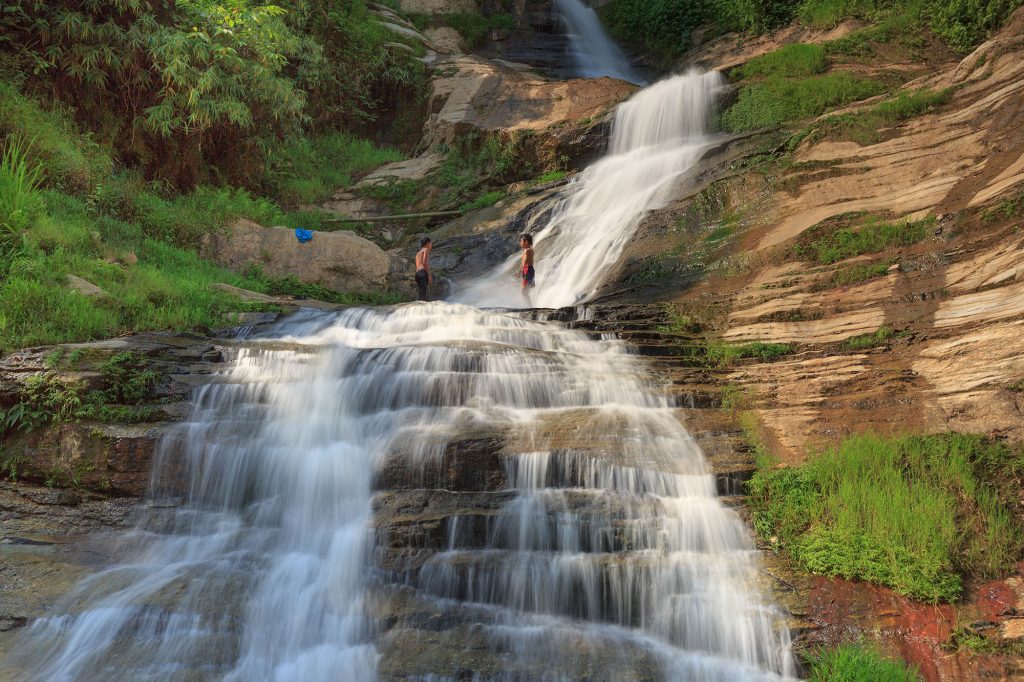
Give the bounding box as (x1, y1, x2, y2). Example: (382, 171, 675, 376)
(457, 70, 724, 309)
(5, 306, 794, 680)
(3, 51, 793, 682)
(553, 0, 643, 83)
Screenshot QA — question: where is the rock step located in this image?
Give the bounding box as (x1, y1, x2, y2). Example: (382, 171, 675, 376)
(408, 548, 763, 627)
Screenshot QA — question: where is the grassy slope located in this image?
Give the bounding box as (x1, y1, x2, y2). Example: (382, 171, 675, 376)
(748, 433, 1024, 602)
(0, 84, 404, 352)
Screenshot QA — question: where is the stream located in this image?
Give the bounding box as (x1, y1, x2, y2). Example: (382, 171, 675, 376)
(3, 4, 796, 680)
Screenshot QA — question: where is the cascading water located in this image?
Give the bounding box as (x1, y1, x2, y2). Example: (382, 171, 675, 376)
(456, 70, 724, 309)
(5, 306, 793, 681)
(553, 0, 644, 83)
(3, 42, 793, 682)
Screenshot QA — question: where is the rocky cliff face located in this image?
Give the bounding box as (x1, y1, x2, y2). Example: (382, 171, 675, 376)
(609, 7, 1024, 461)
(582, 9, 1024, 679)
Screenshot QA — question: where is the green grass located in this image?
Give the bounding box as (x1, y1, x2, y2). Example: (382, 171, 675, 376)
(816, 261, 893, 289)
(656, 308, 700, 334)
(806, 643, 921, 681)
(0, 81, 110, 194)
(732, 43, 828, 79)
(0, 136, 43, 270)
(0, 81, 411, 354)
(799, 0, 890, 28)
(356, 177, 422, 212)
(748, 433, 1024, 602)
(824, 1, 929, 55)
(844, 325, 905, 350)
(242, 266, 407, 306)
(812, 0, 1023, 53)
(798, 215, 933, 264)
(815, 88, 951, 145)
(930, 0, 1024, 52)
(982, 190, 1024, 223)
(705, 340, 794, 366)
(721, 72, 885, 132)
(530, 169, 568, 186)
(459, 190, 506, 213)
(262, 132, 404, 207)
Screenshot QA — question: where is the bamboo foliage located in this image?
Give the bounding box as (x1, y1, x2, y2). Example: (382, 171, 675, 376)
(0, 0, 427, 187)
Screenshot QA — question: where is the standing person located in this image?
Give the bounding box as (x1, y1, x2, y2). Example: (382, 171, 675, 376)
(519, 234, 535, 306)
(415, 236, 433, 301)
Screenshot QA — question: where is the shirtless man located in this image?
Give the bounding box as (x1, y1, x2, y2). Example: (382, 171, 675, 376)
(415, 236, 432, 301)
(519, 234, 535, 306)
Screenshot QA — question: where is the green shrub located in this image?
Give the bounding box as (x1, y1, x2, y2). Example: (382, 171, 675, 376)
(930, 0, 1024, 52)
(0, 136, 42, 269)
(704, 340, 793, 366)
(748, 433, 1024, 602)
(843, 325, 904, 350)
(806, 643, 921, 681)
(262, 133, 404, 207)
(721, 73, 884, 131)
(816, 88, 951, 144)
(798, 215, 933, 264)
(817, 261, 892, 289)
(600, 0, 707, 61)
(459, 190, 505, 213)
(732, 43, 828, 79)
(0, 81, 110, 194)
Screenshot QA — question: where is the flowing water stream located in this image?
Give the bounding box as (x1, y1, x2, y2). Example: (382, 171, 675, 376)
(3, 35, 794, 682)
(552, 0, 644, 83)
(456, 70, 723, 309)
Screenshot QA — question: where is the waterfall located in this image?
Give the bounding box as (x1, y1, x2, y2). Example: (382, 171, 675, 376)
(553, 0, 644, 83)
(2, 27, 794, 680)
(4, 305, 794, 681)
(456, 70, 724, 309)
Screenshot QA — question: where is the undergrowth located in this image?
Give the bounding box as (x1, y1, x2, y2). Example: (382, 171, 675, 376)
(0, 85, 403, 351)
(813, 88, 951, 145)
(0, 351, 166, 438)
(705, 341, 794, 366)
(731, 43, 829, 79)
(805, 643, 922, 681)
(721, 73, 885, 132)
(748, 433, 1024, 602)
(844, 325, 907, 350)
(262, 133, 404, 207)
(797, 215, 933, 264)
(814, 262, 893, 290)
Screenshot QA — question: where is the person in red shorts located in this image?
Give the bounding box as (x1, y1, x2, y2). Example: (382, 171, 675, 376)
(519, 234, 535, 306)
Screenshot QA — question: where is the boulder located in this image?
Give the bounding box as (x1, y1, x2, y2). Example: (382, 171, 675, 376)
(66, 275, 106, 298)
(423, 55, 636, 153)
(425, 26, 465, 54)
(204, 219, 393, 295)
